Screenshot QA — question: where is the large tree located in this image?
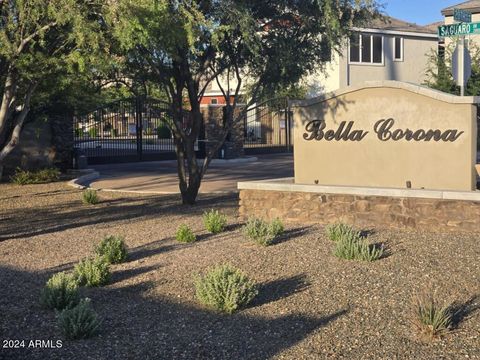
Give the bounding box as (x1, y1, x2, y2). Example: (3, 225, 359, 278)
(0, 0, 108, 177)
(110, 0, 379, 204)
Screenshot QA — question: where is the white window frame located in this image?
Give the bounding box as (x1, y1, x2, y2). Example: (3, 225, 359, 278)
(211, 98, 218, 105)
(393, 36, 404, 62)
(348, 33, 384, 66)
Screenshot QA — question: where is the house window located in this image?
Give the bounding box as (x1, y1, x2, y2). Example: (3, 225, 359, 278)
(211, 98, 218, 104)
(349, 33, 384, 65)
(394, 37, 403, 61)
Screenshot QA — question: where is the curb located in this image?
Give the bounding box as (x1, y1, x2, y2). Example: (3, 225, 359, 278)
(67, 169, 100, 190)
(88, 187, 237, 195)
(210, 156, 258, 166)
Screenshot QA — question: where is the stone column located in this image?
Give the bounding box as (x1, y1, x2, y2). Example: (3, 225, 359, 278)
(200, 105, 245, 159)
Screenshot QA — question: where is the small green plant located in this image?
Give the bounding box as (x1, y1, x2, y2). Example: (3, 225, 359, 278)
(95, 235, 128, 264)
(57, 298, 101, 340)
(40, 272, 80, 310)
(203, 209, 228, 234)
(73, 256, 110, 287)
(243, 217, 284, 246)
(270, 218, 284, 237)
(11, 167, 60, 185)
(195, 264, 258, 314)
(412, 291, 453, 338)
(325, 223, 359, 242)
(176, 224, 196, 243)
(333, 234, 383, 262)
(243, 218, 273, 246)
(82, 189, 99, 205)
(88, 127, 98, 138)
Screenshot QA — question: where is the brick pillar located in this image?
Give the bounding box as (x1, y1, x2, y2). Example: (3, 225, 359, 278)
(51, 114, 74, 170)
(201, 105, 245, 159)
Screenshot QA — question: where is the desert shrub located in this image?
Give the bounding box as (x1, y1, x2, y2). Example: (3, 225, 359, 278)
(243, 217, 284, 246)
(333, 234, 383, 262)
(270, 218, 284, 237)
(195, 264, 258, 314)
(95, 235, 128, 264)
(325, 223, 359, 242)
(176, 224, 196, 243)
(412, 291, 453, 338)
(58, 298, 101, 340)
(40, 272, 80, 311)
(11, 167, 60, 185)
(203, 209, 227, 234)
(73, 256, 110, 287)
(82, 189, 99, 205)
(243, 218, 273, 246)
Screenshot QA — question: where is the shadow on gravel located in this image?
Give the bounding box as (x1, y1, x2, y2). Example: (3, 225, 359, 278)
(224, 223, 244, 232)
(451, 295, 480, 329)
(0, 193, 238, 241)
(253, 274, 311, 307)
(127, 239, 180, 262)
(273, 226, 311, 245)
(0, 265, 347, 360)
(110, 265, 163, 284)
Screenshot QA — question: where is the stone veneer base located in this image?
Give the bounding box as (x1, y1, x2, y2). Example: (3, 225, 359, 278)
(238, 178, 480, 232)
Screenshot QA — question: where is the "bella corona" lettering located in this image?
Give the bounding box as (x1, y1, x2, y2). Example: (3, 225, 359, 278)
(303, 119, 464, 142)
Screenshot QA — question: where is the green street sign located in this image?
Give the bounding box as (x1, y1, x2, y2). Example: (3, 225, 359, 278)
(438, 22, 480, 37)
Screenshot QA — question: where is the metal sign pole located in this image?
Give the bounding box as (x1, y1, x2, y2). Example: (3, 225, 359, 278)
(461, 36, 465, 97)
(445, 8, 473, 97)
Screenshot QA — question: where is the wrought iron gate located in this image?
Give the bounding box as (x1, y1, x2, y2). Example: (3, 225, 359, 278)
(73, 98, 202, 164)
(242, 97, 293, 154)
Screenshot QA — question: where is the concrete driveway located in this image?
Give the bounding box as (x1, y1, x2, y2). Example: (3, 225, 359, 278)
(90, 153, 293, 194)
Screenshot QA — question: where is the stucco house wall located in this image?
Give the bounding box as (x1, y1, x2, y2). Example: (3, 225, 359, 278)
(339, 33, 438, 88)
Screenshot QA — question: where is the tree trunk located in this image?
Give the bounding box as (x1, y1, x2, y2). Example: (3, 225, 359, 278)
(173, 109, 204, 205)
(175, 141, 202, 205)
(0, 85, 36, 171)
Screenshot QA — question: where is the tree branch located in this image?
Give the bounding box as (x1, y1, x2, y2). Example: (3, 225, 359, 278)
(16, 21, 58, 55)
(0, 82, 37, 162)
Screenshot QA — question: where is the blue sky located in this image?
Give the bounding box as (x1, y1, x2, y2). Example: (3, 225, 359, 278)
(383, 0, 463, 25)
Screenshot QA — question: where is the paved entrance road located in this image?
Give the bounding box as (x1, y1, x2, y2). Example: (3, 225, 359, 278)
(90, 154, 293, 194)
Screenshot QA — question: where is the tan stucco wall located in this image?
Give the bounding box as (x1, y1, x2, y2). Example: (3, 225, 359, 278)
(293, 82, 478, 191)
(339, 35, 438, 87)
(302, 53, 341, 97)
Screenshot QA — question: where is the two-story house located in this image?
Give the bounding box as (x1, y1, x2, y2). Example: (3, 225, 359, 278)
(201, 16, 439, 104)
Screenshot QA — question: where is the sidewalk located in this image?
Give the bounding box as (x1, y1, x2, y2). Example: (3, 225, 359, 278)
(90, 154, 293, 194)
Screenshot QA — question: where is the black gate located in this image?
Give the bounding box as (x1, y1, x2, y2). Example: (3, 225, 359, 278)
(242, 97, 293, 154)
(73, 98, 202, 164)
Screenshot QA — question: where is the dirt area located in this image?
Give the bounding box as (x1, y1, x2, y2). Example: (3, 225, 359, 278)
(0, 182, 479, 360)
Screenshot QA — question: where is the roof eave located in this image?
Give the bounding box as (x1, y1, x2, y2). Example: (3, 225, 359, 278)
(353, 27, 438, 38)
(442, 7, 480, 16)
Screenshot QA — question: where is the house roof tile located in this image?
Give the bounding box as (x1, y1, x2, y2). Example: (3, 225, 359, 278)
(365, 16, 436, 34)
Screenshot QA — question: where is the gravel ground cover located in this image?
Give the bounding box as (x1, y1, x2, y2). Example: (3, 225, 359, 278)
(0, 182, 479, 360)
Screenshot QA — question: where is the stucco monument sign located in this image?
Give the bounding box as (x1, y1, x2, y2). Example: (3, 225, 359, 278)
(238, 81, 480, 232)
(293, 81, 477, 191)
(303, 118, 464, 143)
